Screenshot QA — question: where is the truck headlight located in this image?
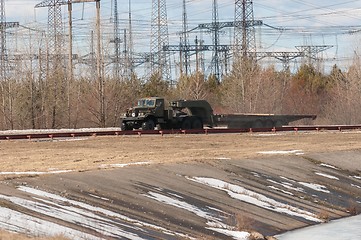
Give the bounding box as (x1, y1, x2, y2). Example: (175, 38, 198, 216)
(132, 112, 136, 117)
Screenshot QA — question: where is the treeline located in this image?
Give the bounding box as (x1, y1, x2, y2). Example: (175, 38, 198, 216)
(1, 58, 361, 130)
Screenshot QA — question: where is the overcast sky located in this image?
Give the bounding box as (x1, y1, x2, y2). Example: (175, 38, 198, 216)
(4, 0, 361, 70)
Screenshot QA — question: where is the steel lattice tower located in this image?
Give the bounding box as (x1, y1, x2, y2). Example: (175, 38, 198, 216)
(150, 0, 171, 83)
(36, 0, 65, 74)
(180, 0, 190, 76)
(211, 0, 220, 80)
(0, 0, 8, 81)
(112, 0, 121, 78)
(234, 0, 257, 58)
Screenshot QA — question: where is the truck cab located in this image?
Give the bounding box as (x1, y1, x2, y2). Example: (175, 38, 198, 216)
(120, 97, 208, 131)
(121, 97, 165, 130)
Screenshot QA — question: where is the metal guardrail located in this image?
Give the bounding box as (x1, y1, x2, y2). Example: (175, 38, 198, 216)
(0, 125, 361, 141)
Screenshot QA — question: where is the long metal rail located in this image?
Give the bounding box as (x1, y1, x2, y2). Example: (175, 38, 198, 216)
(0, 125, 361, 141)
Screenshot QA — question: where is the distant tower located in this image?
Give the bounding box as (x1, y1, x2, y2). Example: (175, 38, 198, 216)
(150, 0, 171, 83)
(113, 0, 121, 78)
(0, 0, 8, 81)
(211, 0, 221, 80)
(126, 0, 134, 76)
(234, 0, 257, 58)
(35, 0, 65, 75)
(180, 0, 190, 76)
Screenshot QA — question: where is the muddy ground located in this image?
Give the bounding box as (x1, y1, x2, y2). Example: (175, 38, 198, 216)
(0, 131, 361, 239)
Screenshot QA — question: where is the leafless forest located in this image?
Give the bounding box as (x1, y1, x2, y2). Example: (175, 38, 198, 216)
(1, 52, 361, 131)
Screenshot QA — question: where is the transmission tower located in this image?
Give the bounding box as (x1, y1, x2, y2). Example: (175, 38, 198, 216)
(126, 0, 134, 77)
(234, 0, 258, 58)
(211, 0, 221, 80)
(35, 0, 65, 78)
(180, 0, 190, 76)
(112, 0, 121, 78)
(150, 0, 172, 83)
(0, 0, 19, 81)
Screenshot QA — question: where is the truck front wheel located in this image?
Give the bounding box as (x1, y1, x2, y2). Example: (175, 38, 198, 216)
(121, 122, 132, 131)
(181, 118, 192, 130)
(142, 119, 155, 130)
(191, 118, 203, 129)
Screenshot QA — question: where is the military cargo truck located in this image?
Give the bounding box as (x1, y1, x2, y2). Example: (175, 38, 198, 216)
(120, 97, 316, 131)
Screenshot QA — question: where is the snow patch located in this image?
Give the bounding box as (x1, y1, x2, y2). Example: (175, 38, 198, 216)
(298, 182, 330, 193)
(188, 177, 322, 222)
(267, 179, 304, 193)
(0, 186, 190, 239)
(143, 191, 249, 238)
(315, 172, 339, 180)
(258, 150, 304, 155)
(0, 206, 101, 240)
(351, 184, 361, 189)
(0, 170, 72, 176)
(320, 163, 338, 170)
(207, 228, 250, 240)
(100, 161, 151, 168)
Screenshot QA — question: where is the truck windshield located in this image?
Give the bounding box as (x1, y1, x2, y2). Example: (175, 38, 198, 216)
(137, 99, 155, 107)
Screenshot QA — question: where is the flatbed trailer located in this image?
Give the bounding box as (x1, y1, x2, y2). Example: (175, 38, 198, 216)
(213, 113, 317, 128)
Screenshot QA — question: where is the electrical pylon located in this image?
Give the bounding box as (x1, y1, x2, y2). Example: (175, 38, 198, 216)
(35, 0, 64, 69)
(150, 0, 171, 83)
(234, 0, 257, 58)
(0, 0, 18, 81)
(112, 0, 121, 78)
(0, 0, 7, 81)
(211, 0, 220, 80)
(180, 0, 190, 76)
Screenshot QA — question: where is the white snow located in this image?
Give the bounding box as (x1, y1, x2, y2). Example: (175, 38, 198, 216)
(277, 214, 361, 240)
(267, 179, 304, 193)
(207, 228, 250, 240)
(188, 177, 322, 222)
(352, 175, 361, 180)
(258, 150, 304, 155)
(100, 161, 151, 168)
(351, 183, 361, 189)
(0, 170, 72, 176)
(319, 163, 338, 170)
(298, 182, 330, 193)
(315, 172, 339, 180)
(268, 185, 294, 196)
(0, 206, 101, 240)
(0, 186, 191, 239)
(143, 191, 250, 238)
(145, 191, 216, 221)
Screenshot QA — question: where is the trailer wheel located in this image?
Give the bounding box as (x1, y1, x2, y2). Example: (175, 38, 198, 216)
(192, 118, 203, 129)
(181, 118, 192, 130)
(142, 119, 155, 130)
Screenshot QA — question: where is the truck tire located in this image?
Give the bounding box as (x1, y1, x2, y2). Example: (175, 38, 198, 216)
(142, 119, 155, 130)
(181, 118, 192, 130)
(191, 118, 203, 129)
(121, 122, 131, 131)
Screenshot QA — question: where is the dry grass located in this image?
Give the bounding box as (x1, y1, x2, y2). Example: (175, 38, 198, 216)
(0, 131, 360, 177)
